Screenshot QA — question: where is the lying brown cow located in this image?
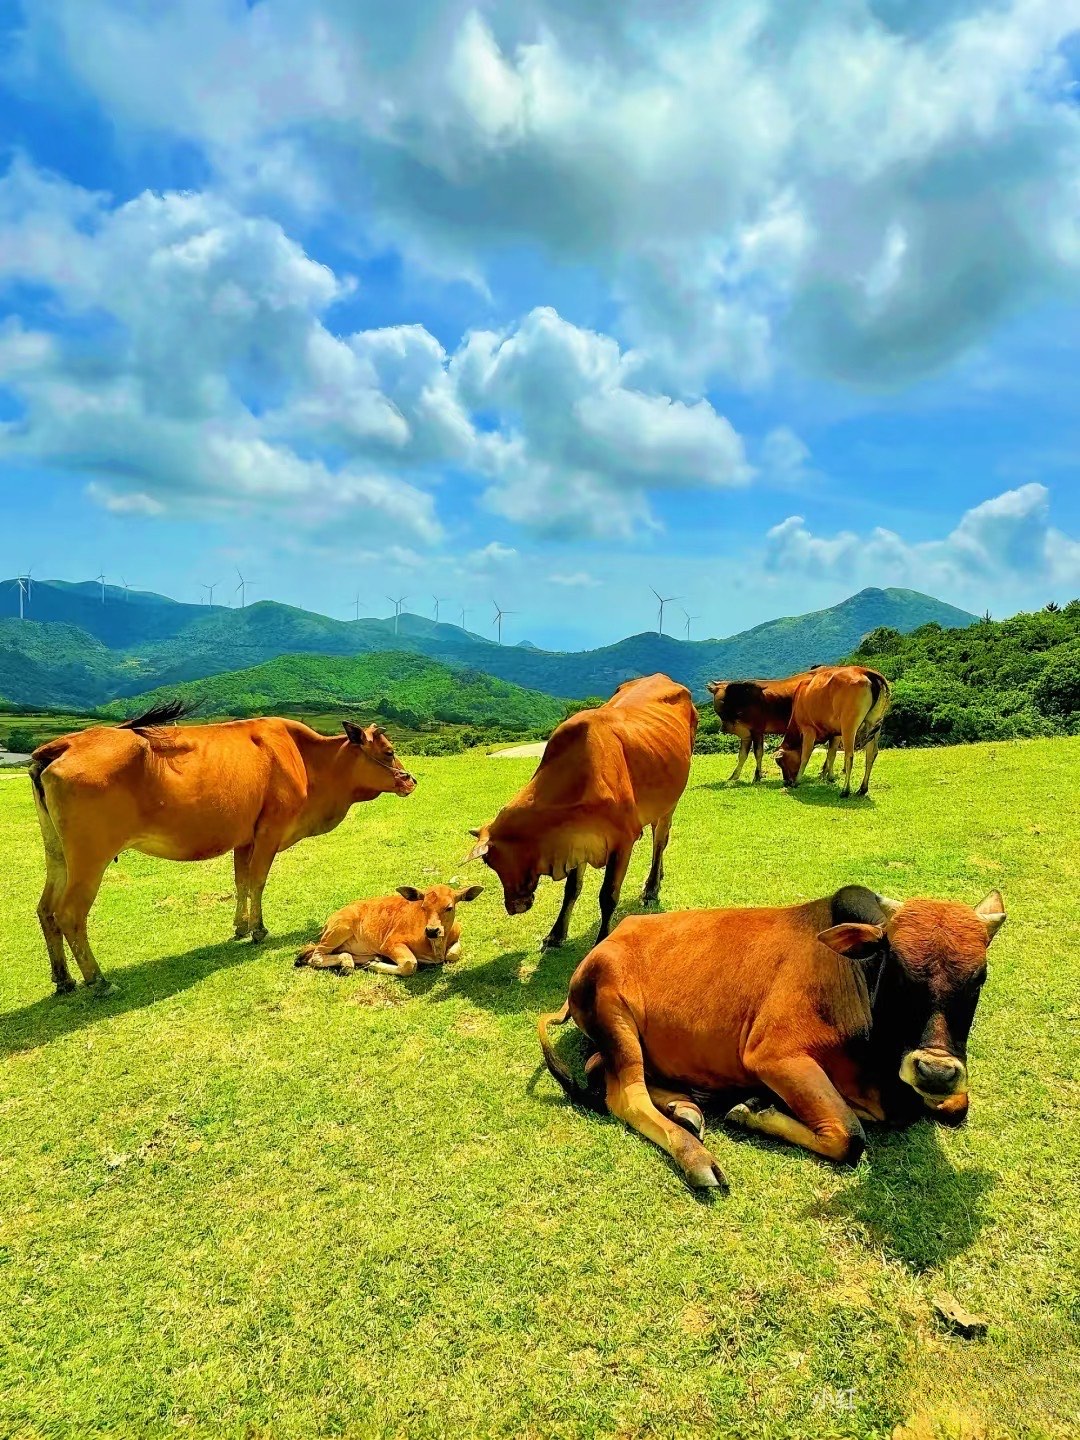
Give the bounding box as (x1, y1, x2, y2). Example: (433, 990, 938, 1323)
(776, 665, 891, 797)
(705, 673, 808, 783)
(465, 673, 697, 950)
(30, 703, 416, 995)
(295, 884, 483, 976)
(539, 885, 1005, 1189)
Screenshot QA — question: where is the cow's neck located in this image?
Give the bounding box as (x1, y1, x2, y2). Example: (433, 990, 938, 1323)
(295, 733, 380, 826)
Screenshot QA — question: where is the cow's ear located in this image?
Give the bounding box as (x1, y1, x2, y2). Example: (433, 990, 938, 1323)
(706, 681, 721, 695)
(456, 884, 484, 903)
(396, 886, 423, 902)
(342, 720, 367, 746)
(974, 890, 1006, 943)
(817, 922, 885, 960)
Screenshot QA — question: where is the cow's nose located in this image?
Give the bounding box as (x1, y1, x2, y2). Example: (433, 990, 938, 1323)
(914, 1055, 963, 1093)
(425, 926, 441, 939)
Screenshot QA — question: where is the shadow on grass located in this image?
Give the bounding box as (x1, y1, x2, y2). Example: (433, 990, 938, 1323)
(785, 784, 877, 810)
(812, 1121, 996, 1270)
(1, 927, 312, 1059)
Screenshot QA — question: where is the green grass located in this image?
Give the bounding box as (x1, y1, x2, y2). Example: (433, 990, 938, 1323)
(1, 741, 1077, 1439)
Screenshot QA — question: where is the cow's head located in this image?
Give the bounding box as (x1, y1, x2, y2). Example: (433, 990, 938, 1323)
(775, 738, 801, 787)
(341, 721, 416, 797)
(817, 891, 1006, 1123)
(396, 883, 483, 960)
(463, 823, 540, 915)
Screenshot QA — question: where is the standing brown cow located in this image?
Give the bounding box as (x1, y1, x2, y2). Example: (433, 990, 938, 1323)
(776, 666, 890, 797)
(465, 674, 697, 950)
(30, 703, 416, 995)
(705, 674, 809, 783)
(539, 885, 1005, 1189)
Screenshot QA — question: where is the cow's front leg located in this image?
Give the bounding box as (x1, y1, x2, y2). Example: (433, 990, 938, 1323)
(542, 865, 585, 951)
(364, 945, 418, 977)
(726, 1056, 866, 1164)
(727, 733, 751, 784)
(596, 846, 632, 944)
(752, 732, 765, 782)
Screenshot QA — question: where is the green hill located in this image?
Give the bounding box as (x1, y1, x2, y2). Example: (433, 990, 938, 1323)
(849, 602, 1080, 744)
(0, 579, 977, 708)
(100, 652, 567, 736)
(0, 619, 124, 710)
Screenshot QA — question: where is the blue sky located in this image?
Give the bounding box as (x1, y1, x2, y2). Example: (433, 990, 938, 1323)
(1, 0, 1079, 649)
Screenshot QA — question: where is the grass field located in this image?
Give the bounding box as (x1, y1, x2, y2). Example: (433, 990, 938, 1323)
(1, 740, 1078, 1439)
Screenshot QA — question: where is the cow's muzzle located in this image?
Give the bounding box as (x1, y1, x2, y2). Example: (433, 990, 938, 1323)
(900, 1049, 967, 1107)
(394, 772, 417, 796)
(505, 896, 534, 916)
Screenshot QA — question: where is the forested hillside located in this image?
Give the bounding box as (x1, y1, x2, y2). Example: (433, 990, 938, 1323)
(850, 602, 1080, 744)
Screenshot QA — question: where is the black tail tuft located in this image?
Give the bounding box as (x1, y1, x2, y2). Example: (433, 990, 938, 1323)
(119, 699, 191, 730)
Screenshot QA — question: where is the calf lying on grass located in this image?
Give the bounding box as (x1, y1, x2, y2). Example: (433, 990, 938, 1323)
(539, 886, 1005, 1190)
(296, 884, 483, 977)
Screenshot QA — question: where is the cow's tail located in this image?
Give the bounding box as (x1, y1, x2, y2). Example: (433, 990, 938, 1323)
(537, 1003, 605, 1113)
(28, 736, 71, 812)
(856, 669, 891, 749)
(295, 943, 319, 967)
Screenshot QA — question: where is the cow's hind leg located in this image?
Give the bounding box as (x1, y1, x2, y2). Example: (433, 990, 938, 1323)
(245, 830, 282, 943)
(600, 1004, 726, 1189)
(596, 846, 632, 945)
(33, 795, 74, 994)
(752, 732, 765, 782)
(232, 844, 253, 938)
(641, 811, 673, 908)
(646, 1080, 705, 1141)
(55, 854, 113, 993)
(858, 732, 881, 796)
(542, 865, 585, 951)
(727, 731, 751, 784)
(725, 1056, 865, 1164)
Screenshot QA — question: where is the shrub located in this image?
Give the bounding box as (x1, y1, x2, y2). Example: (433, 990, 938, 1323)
(3, 726, 39, 753)
(1033, 642, 1080, 719)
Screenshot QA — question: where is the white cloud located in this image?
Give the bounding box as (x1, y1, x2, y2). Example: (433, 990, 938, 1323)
(549, 571, 601, 588)
(764, 483, 1080, 598)
(15, 0, 1080, 388)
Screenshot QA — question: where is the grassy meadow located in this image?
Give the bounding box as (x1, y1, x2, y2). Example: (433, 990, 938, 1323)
(1, 740, 1078, 1438)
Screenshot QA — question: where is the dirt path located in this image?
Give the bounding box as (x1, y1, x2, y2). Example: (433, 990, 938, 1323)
(488, 742, 547, 759)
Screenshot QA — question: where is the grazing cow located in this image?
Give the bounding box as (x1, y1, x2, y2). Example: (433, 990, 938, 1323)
(465, 674, 697, 951)
(705, 673, 809, 784)
(295, 884, 484, 977)
(776, 666, 891, 797)
(539, 886, 1005, 1189)
(29, 703, 416, 995)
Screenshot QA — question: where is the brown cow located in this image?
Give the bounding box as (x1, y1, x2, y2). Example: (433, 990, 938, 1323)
(29, 703, 416, 995)
(295, 884, 484, 977)
(776, 665, 890, 797)
(465, 674, 697, 950)
(705, 673, 809, 783)
(539, 885, 1005, 1189)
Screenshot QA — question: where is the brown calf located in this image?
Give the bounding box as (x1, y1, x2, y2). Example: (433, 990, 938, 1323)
(776, 666, 891, 796)
(705, 673, 808, 783)
(465, 674, 697, 950)
(296, 884, 484, 977)
(539, 885, 1005, 1189)
(30, 704, 416, 995)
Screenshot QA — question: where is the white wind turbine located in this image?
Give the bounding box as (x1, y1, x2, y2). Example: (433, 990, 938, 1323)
(96, 570, 107, 604)
(681, 609, 700, 641)
(492, 599, 518, 645)
(235, 567, 254, 609)
(386, 594, 408, 636)
(201, 580, 221, 606)
(651, 586, 679, 636)
(10, 567, 33, 620)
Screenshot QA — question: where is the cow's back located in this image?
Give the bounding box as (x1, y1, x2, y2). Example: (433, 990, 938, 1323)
(791, 666, 883, 733)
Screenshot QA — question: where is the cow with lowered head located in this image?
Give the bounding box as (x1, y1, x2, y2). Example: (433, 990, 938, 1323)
(539, 885, 1005, 1189)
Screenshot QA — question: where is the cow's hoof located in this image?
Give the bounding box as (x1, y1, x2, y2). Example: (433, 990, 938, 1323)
(250, 926, 268, 944)
(234, 926, 250, 940)
(641, 892, 659, 910)
(686, 1155, 728, 1191)
(752, 774, 763, 784)
(665, 1101, 705, 1140)
(724, 1097, 769, 1128)
(839, 789, 852, 799)
(53, 979, 77, 997)
(88, 979, 117, 999)
(540, 934, 564, 953)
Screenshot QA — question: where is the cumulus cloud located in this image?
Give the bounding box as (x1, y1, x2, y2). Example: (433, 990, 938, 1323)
(13, 0, 1080, 387)
(549, 571, 601, 588)
(764, 483, 1080, 597)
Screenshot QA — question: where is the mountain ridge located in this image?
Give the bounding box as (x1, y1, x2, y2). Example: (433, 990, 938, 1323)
(0, 581, 978, 709)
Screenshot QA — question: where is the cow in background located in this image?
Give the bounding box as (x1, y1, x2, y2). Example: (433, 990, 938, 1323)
(465, 674, 697, 951)
(539, 886, 1005, 1189)
(706, 673, 809, 783)
(777, 666, 891, 797)
(30, 705, 416, 995)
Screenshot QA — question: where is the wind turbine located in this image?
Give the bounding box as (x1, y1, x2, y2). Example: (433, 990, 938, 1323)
(120, 576, 131, 602)
(650, 586, 679, 636)
(235, 568, 254, 609)
(10, 568, 32, 620)
(386, 594, 408, 636)
(349, 590, 366, 621)
(201, 580, 221, 607)
(96, 570, 107, 604)
(459, 605, 468, 631)
(681, 609, 700, 641)
(492, 599, 518, 645)
(432, 594, 450, 625)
